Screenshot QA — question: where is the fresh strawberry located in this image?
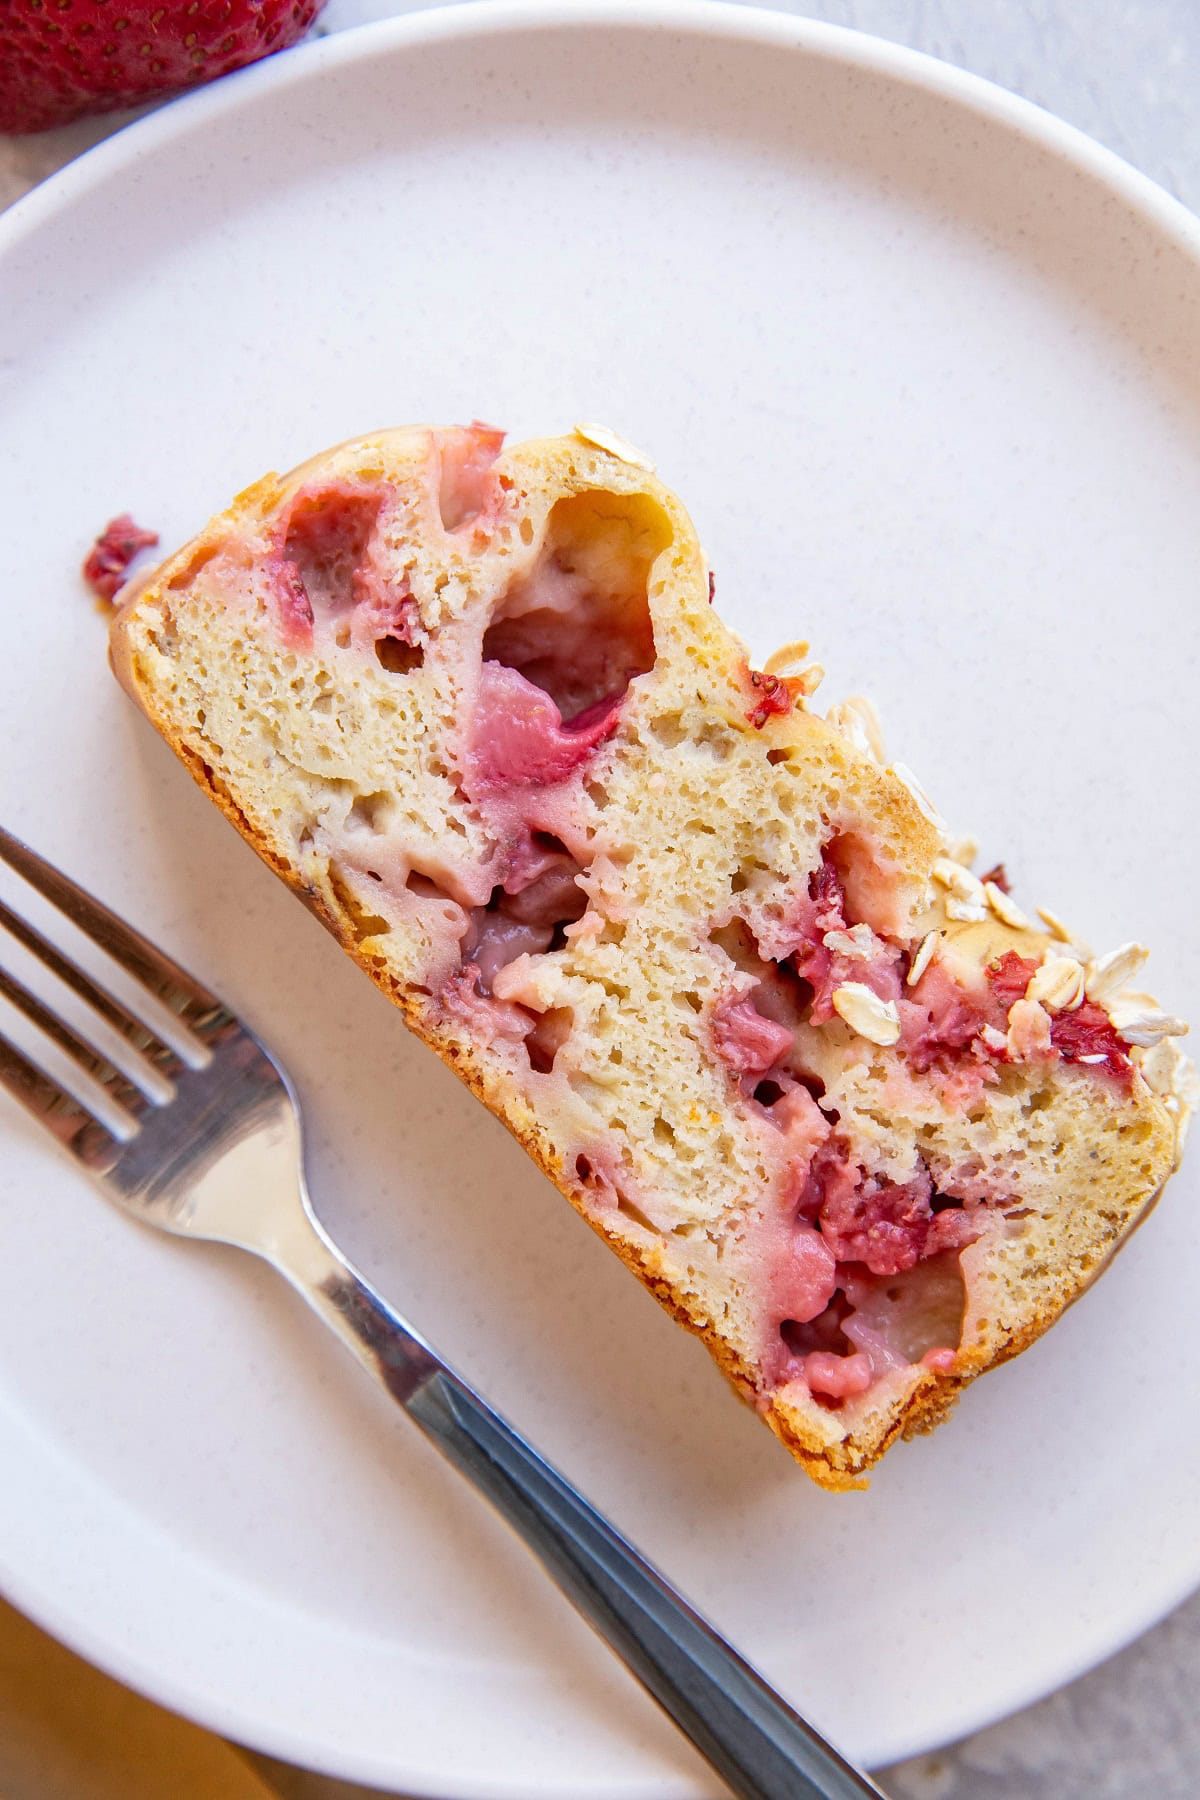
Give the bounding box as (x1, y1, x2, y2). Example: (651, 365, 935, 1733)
(0, 0, 327, 135)
(83, 514, 159, 602)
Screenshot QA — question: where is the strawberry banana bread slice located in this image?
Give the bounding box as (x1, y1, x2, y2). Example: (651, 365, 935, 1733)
(109, 424, 1195, 1489)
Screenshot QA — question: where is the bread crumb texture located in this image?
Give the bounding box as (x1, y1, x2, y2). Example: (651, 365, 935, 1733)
(109, 426, 1194, 1488)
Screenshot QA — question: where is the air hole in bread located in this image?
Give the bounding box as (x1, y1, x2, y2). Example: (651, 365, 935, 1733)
(328, 864, 391, 941)
(650, 712, 687, 749)
(437, 424, 505, 531)
(841, 1253, 966, 1364)
(615, 1190, 660, 1234)
(480, 490, 668, 726)
(778, 1252, 966, 1404)
(406, 870, 451, 900)
(461, 844, 589, 993)
(695, 723, 735, 762)
(280, 485, 383, 623)
(376, 635, 423, 674)
(346, 791, 391, 835)
(709, 921, 815, 1057)
(781, 1293, 853, 1361)
(525, 1006, 574, 1074)
(824, 830, 905, 936)
(710, 919, 763, 970)
(528, 828, 572, 859)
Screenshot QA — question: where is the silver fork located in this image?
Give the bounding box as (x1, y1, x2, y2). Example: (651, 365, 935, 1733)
(0, 825, 885, 1800)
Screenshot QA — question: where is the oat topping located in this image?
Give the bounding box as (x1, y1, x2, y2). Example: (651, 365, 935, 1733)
(1106, 998, 1189, 1049)
(943, 833, 980, 868)
(1037, 906, 1072, 941)
(1036, 906, 1094, 962)
(932, 857, 981, 897)
(907, 930, 939, 987)
(980, 1024, 1008, 1053)
(1085, 942, 1150, 1006)
(572, 422, 655, 470)
(985, 881, 1029, 929)
(1025, 956, 1086, 1013)
(946, 895, 988, 923)
(763, 652, 825, 700)
(823, 923, 878, 959)
(932, 857, 989, 922)
(831, 982, 902, 1046)
(1140, 1035, 1190, 1097)
(764, 641, 811, 677)
(825, 695, 886, 763)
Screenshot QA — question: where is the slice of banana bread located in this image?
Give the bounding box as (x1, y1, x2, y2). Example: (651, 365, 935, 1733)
(109, 424, 1195, 1488)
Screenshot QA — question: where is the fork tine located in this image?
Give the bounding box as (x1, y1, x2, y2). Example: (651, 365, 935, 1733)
(0, 894, 190, 1079)
(0, 963, 157, 1119)
(0, 1030, 124, 1169)
(0, 827, 225, 1031)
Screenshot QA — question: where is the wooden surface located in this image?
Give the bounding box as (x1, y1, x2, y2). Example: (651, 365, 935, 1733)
(0, 1597, 276, 1800)
(2, 4, 1198, 1797)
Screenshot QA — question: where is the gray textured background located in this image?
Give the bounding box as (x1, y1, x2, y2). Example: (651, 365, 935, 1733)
(3, 4, 1198, 1796)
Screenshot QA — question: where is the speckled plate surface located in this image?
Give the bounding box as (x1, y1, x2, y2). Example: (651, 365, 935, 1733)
(1, 4, 1199, 1794)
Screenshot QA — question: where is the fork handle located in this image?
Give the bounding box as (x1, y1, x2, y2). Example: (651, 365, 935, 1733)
(407, 1367, 885, 1800)
(280, 1216, 884, 1800)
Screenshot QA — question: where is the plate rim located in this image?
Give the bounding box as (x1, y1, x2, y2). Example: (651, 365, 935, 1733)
(3, 1, 1200, 1790)
(3, 0, 1200, 268)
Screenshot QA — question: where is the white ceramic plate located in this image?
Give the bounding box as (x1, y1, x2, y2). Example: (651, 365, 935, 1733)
(2, 4, 1199, 1793)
